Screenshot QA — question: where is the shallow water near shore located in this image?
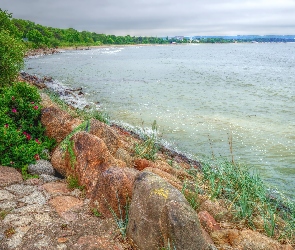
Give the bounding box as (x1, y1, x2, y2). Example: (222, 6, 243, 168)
(25, 43, 295, 199)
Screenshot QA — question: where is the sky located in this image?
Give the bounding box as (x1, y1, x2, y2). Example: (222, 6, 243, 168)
(1, 0, 295, 36)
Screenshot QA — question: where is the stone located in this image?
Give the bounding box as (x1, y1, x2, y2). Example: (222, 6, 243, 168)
(198, 210, 221, 233)
(41, 105, 82, 143)
(34, 213, 52, 225)
(6, 226, 31, 249)
(51, 132, 123, 195)
(144, 167, 183, 191)
(127, 171, 209, 250)
(91, 166, 139, 218)
(28, 159, 55, 175)
(114, 148, 134, 166)
(3, 214, 33, 227)
(0, 190, 15, 200)
(211, 229, 292, 250)
(0, 201, 17, 210)
(57, 237, 68, 243)
(19, 191, 46, 205)
(13, 204, 44, 214)
(42, 182, 70, 195)
(89, 119, 122, 155)
(25, 178, 42, 185)
(160, 200, 211, 250)
(48, 196, 83, 216)
(154, 160, 191, 181)
(39, 174, 61, 183)
(199, 199, 231, 222)
(5, 184, 36, 196)
(73, 235, 124, 250)
(0, 166, 23, 187)
(133, 158, 155, 171)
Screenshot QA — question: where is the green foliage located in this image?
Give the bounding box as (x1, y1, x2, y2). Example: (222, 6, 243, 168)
(21, 165, 39, 180)
(181, 181, 199, 210)
(199, 157, 295, 242)
(134, 120, 159, 161)
(0, 9, 25, 87)
(0, 31, 25, 87)
(92, 208, 102, 218)
(0, 209, 10, 220)
(108, 193, 130, 240)
(0, 9, 20, 37)
(67, 175, 85, 191)
(0, 82, 55, 169)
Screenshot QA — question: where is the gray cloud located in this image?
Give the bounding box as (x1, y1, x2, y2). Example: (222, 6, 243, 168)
(1, 0, 295, 36)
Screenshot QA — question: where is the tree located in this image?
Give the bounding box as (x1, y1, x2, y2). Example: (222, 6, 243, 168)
(27, 29, 45, 48)
(0, 9, 25, 87)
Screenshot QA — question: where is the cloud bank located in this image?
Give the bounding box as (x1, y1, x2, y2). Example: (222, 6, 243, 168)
(1, 0, 295, 36)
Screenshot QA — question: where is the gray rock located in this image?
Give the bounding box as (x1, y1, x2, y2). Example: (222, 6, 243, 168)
(5, 184, 36, 195)
(127, 170, 209, 250)
(0, 201, 17, 210)
(0, 190, 16, 200)
(39, 174, 61, 183)
(19, 191, 46, 205)
(28, 160, 55, 176)
(0, 233, 4, 241)
(3, 214, 33, 227)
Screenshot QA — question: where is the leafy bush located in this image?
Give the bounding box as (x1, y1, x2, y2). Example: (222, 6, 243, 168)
(0, 82, 55, 168)
(0, 9, 25, 87)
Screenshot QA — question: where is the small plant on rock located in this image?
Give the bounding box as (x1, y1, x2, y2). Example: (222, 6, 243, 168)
(67, 175, 85, 191)
(134, 120, 159, 161)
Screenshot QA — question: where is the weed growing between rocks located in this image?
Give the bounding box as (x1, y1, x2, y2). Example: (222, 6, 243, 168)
(21, 165, 39, 180)
(107, 192, 130, 240)
(0, 210, 10, 220)
(134, 120, 159, 161)
(67, 175, 85, 191)
(161, 239, 176, 250)
(92, 208, 102, 218)
(197, 157, 295, 244)
(0, 82, 55, 169)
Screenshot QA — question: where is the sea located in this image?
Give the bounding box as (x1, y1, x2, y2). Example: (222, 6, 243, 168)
(24, 43, 295, 199)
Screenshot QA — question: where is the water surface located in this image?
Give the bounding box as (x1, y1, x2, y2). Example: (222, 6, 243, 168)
(25, 43, 295, 198)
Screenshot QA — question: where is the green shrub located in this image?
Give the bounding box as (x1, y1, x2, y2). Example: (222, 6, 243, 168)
(0, 30, 25, 87)
(0, 82, 55, 168)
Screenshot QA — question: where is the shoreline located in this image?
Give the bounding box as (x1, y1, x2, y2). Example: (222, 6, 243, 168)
(19, 71, 202, 170)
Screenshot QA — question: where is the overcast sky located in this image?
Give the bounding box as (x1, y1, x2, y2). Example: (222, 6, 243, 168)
(1, 0, 295, 36)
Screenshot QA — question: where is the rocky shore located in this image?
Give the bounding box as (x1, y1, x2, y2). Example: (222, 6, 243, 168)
(1, 75, 294, 249)
(25, 48, 61, 58)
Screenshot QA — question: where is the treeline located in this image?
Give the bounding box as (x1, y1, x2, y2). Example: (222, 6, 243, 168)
(11, 18, 178, 48)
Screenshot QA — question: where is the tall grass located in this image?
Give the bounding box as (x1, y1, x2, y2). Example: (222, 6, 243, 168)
(198, 157, 295, 243)
(134, 120, 159, 161)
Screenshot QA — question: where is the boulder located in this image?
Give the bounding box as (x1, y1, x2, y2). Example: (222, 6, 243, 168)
(41, 105, 82, 143)
(51, 132, 125, 195)
(154, 160, 191, 181)
(91, 166, 139, 218)
(199, 199, 232, 222)
(198, 210, 221, 233)
(89, 119, 122, 155)
(144, 167, 183, 191)
(0, 166, 23, 187)
(133, 158, 155, 171)
(28, 159, 55, 176)
(114, 148, 134, 167)
(127, 171, 209, 250)
(211, 229, 293, 250)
